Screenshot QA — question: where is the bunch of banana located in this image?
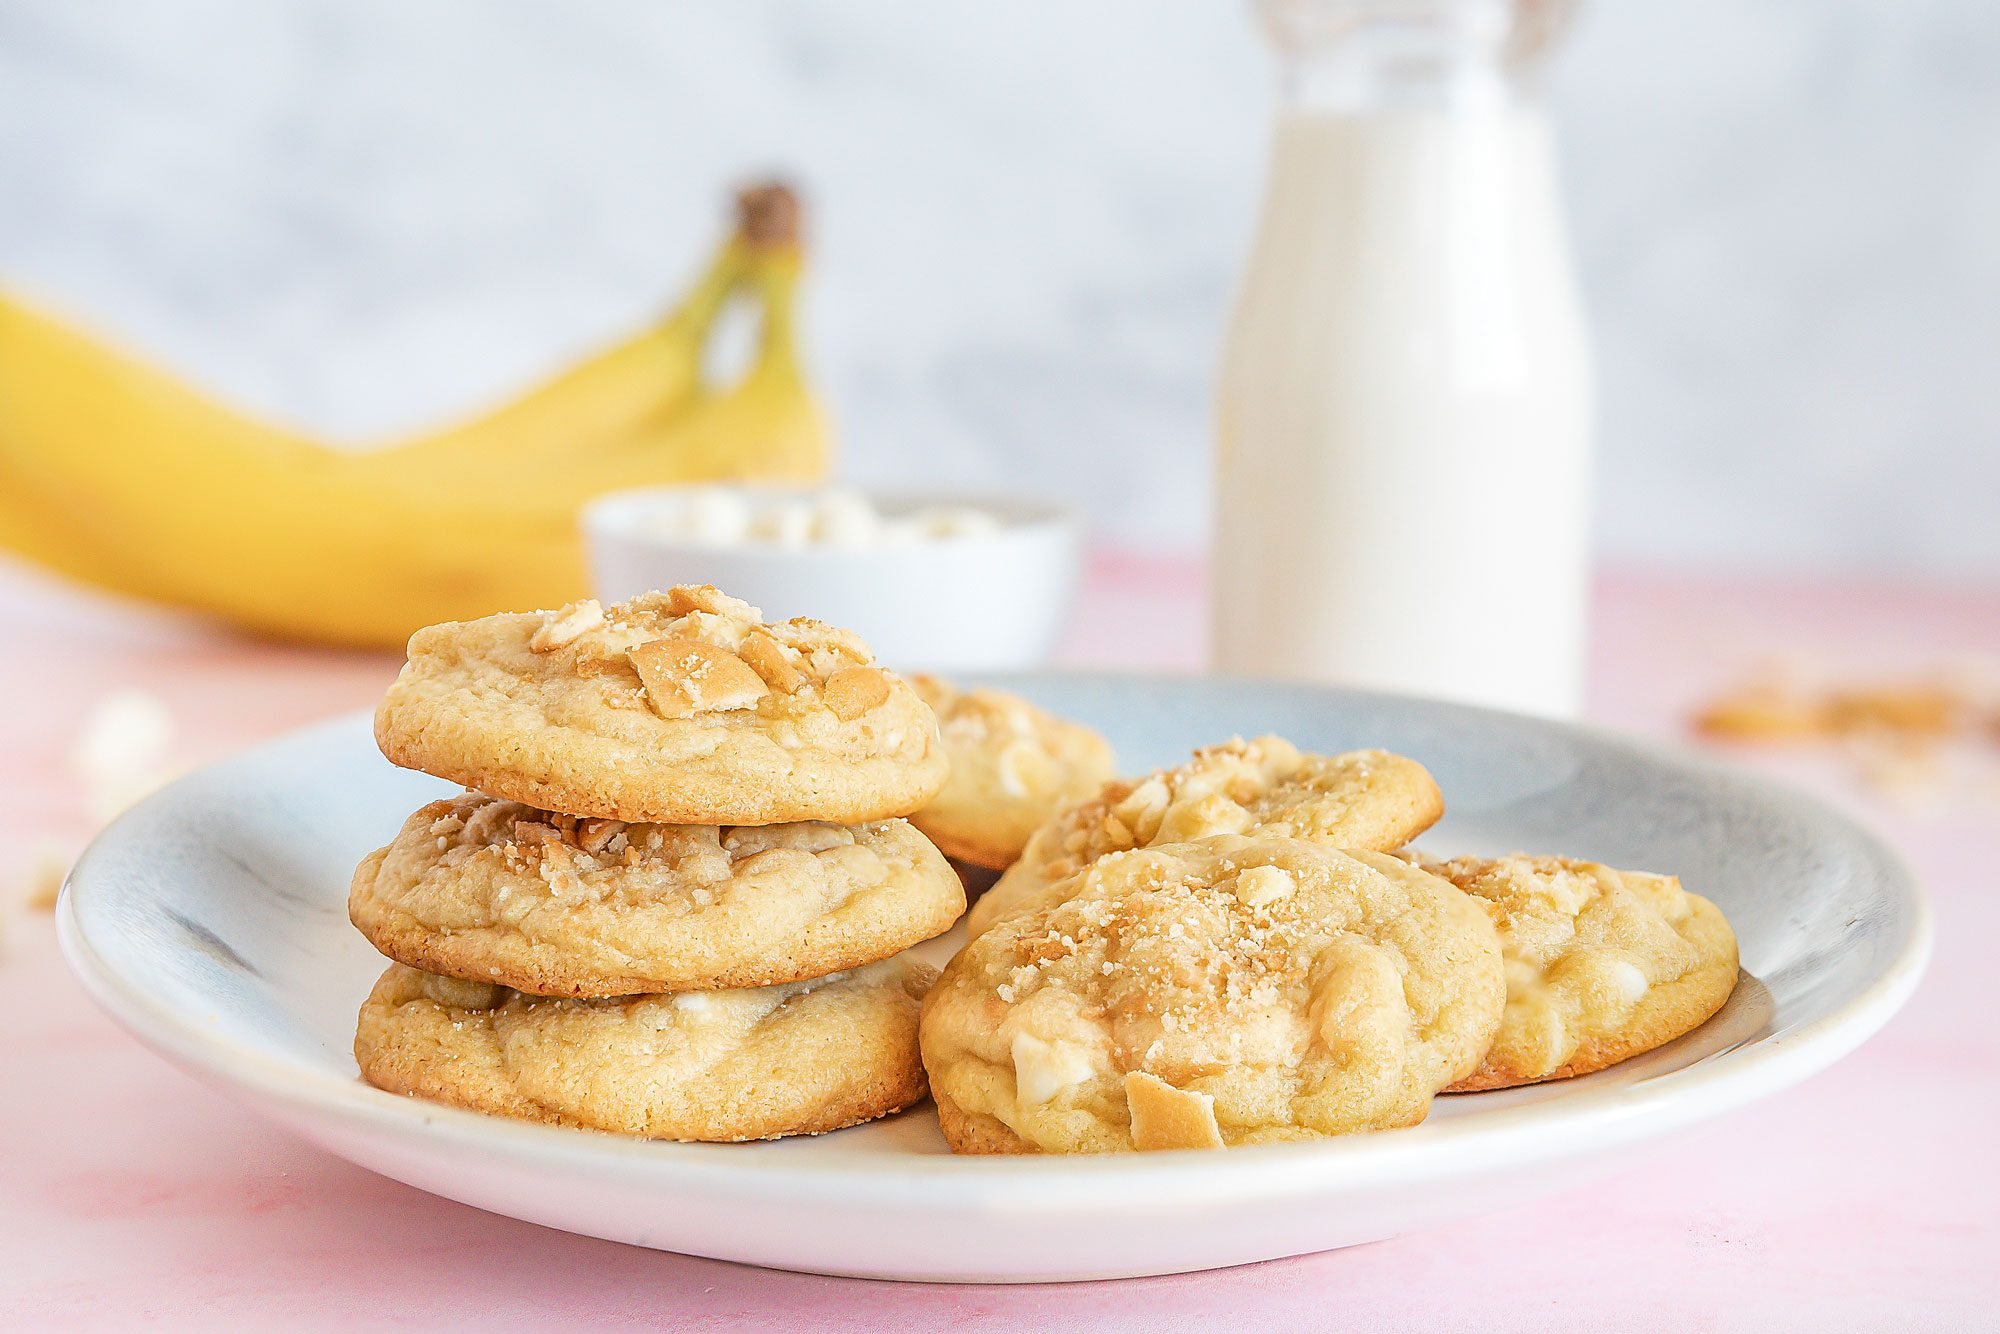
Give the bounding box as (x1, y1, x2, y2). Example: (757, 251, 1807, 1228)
(0, 183, 831, 647)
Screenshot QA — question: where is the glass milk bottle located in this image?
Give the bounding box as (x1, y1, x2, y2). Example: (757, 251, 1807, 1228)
(1214, 0, 1592, 715)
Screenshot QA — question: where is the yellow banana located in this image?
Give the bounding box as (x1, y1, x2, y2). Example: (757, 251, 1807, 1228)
(0, 184, 831, 647)
(364, 237, 739, 480)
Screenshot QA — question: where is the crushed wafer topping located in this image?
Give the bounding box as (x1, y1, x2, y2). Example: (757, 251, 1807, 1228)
(1124, 1070, 1225, 1150)
(965, 737, 1441, 940)
(524, 585, 894, 723)
(628, 638, 771, 718)
(990, 841, 1406, 1081)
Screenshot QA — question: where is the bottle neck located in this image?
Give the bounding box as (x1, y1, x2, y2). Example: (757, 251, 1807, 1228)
(1260, 0, 1569, 116)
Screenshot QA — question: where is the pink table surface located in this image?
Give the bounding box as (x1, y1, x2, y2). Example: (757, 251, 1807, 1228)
(2, 555, 1996, 1331)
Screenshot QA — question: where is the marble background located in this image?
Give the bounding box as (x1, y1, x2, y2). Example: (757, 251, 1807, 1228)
(1, 0, 1992, 575)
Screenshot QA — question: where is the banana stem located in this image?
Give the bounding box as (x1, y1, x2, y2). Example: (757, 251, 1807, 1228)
(692, 181, 807, 388)
(675, 182, 806, 391)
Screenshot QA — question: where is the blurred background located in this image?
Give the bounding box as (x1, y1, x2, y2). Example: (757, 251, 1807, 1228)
(3, 0, 1993, 575)
(4, 8, 1996, 1314)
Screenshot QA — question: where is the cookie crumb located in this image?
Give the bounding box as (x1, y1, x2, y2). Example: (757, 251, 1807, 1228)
(1693, 660, 2000, 806)
(17, 840, 73, 914)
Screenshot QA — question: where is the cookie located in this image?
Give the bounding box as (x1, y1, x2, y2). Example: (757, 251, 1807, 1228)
(907, 676, 1115, 871)
(374, 585, 947, 825)
(920, 838, 1503, 1153)
(349, 793, 965, 997)
(1405, 853, 1739, 1090)
(965, 737, 1442, 938)
(355, 954, 937, 1141)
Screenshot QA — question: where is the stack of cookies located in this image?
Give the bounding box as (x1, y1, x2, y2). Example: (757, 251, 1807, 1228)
(348, 585, 964, 1142)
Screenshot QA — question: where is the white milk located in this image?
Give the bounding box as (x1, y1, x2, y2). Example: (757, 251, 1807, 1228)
(1213, 103, 1593, 715)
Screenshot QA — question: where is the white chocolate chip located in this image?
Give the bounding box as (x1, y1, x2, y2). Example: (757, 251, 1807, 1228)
(1233, 864, 1294, 908)
(1010, 1032, 1097, 1105)
(1112, 778, 1171, 838)
(994, 740, 1037, 799)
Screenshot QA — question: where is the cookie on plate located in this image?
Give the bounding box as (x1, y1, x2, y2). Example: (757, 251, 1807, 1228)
(964, 737, 1442, 938)
(907, 675, 1115, 871)
(374, 585, 947, 826)
(355, 954, 937, 1141)
(349, 793, 965, 997)
(921, 838, 1503, 1153)
(1404, 853, 1739, 1091)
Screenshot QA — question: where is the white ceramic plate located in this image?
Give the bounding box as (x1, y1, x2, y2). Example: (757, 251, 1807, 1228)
(60, 675, 1929, 1283)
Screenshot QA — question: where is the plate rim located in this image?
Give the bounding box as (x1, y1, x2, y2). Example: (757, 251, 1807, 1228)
(59, 673, 1934, 1209)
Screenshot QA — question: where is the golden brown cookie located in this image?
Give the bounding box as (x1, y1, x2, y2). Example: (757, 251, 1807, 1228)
(965, 736, 1443, 938)
(907, 676, 1115, 871)
(920, 838, 1503, 1153)
(349, 793, 965, 997)
(1405, 853, 1739, 1090)
(373, 586, 947, 825)
(355, 954, 936, 1141)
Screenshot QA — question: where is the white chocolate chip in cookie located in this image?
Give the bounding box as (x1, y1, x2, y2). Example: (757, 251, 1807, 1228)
(906, 675, 1117, 872)
(1158, 792, 1253, 843)
(1112, 778, 1171, 841)
(628, 639, 770, 719)
(1124, 1071, 1225, 1151)
(1306, 938, 1405, 1065)
(1609, 959, 1651, 1004)
(1233, 864, 1294, 908)
(926, 838, 1505, 1154)
(1400, 852, 1738, 1090)
(1010, 1032, 1097, 1105)
(994, 740, 1037, 799)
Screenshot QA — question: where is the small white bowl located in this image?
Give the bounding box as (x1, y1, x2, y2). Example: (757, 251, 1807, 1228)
(581, 485, 1082, 672)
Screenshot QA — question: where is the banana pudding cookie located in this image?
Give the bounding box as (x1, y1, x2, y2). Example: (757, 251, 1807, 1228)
(965, 737, 1442, 938)
(1404, 853, 1738, 1091)
(374, 585, 947, 825)
(350, 793, 964, 997)
(921, 838, 1503, 1153)
(907, 675, 1115, 871)
(356, 954, 936, 1141)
